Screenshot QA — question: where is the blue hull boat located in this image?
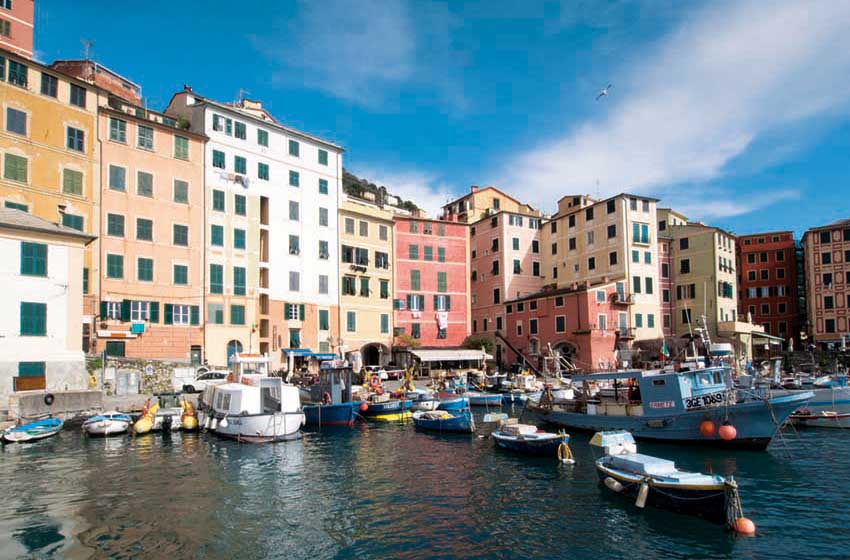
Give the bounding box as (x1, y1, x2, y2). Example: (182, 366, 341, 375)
(360, 399, 412, 421)
(304, 402, 360, 427)
(525, 367, 813, 449)
(491, 426, 569, 457)
(467, 392, 503, 407)
(2, 417, 63, 444)
(412, 409, 475, 433)
(500, 392, 528, 405)
(437, 396, 470, 411)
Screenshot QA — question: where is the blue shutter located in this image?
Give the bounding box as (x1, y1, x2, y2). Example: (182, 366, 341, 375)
(121, 300, 131, 322)
(149, 302, 159, 323)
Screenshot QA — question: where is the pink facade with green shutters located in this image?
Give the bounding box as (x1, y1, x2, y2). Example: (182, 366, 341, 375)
(393, 216, 470, 348)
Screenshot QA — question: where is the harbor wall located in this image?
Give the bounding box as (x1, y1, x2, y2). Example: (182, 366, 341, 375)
(8, 389, 102, 421)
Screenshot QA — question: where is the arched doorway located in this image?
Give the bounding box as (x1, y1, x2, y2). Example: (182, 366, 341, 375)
(361, 343, 388, 366)
(226, 340, 243, 364)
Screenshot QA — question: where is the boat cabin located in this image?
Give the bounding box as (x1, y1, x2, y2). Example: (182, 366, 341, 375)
(307, 367, 353, 405)
(572, 366, 733, 417)
(212, 353, 302, 416)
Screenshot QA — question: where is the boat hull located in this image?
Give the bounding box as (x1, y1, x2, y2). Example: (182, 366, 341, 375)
(83, 417, 131, 437)
(360, 400, 412, 421)
(491, 431, 567, 457)
(412, 411, 474, 433)
(303, 402, 359, 427)
(437, 397, 470, 411)
(467, 393, 503, 406)
(211, 412, 305, 443)
(2, 418, 63, 443)
(788, 386, 850, 428)
(525, 392, 812, 449)
(595, 463, 726, 523)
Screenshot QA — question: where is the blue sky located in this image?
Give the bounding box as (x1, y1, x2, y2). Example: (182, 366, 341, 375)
(35, 0, 850, 236)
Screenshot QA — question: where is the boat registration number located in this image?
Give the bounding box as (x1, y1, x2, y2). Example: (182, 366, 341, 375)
(683, 391, 727, 410)
(649, 400, 675, 409)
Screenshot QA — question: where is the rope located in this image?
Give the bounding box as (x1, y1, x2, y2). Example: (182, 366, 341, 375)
(724, 479, 745, 531)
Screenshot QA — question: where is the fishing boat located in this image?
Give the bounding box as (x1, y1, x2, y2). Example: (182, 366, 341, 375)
(436, 394, 470, 411)
(407, 391, 440, 411)
(500, 391, 528, 405)
(358, 396, 412, 422)
(412, 409, 475, 433)
(303, 366, 361, 427)
(590, 431, 755, 533)
(2, 417, 63, 443)
(82, 411, 132, 436)
(206, 353, 305, 442)
(490, 419, 572, 461)
(525, 366, 812, 449)
(466, 391, 503, 407)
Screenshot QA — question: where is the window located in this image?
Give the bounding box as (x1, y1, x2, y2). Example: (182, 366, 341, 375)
(234, 194, 246, 216)
(62, 213, 83, 231)
(171, 304, 192, 325)
(493, 288, 501, 304)
(776, 250, 785, 262)
(41, 73, 58, 97)
(67, 127, 85, 152)
(6, 107, 25, 135)
(68, 83, 87, 108)
(632, 276, 642, 294)
(209, 264, 223, 294)
(107, 213, 125, 237)
(289, 271, 300, 292)
(662, 288, 670, 303)
(60, 168, 83, 196)
(588, 257, 596, 270)
(319, 149, 329, 165)
(137, 258, 153, 282)
(409, 244, 419, 259)
(288, 234, 300, 255)
(212, 149, 225, 169)
(258, 162, 269, 180)
(231, 305, 246, 325)
(632, 222, 650, 244)
(437, 272, 447, 292)
(8, 60, 27, 87)
(135, 218, 153, 241)
(233, 266, 246, 296)
(234, 121, 246, 140)
(211, 225, 224, 246)
(319, 178, 329, 195)
(234, 228, 246, 250)
(492, 238, 500, 251)
(760, 252, 768, 263)
(822, 252, 832, 265)
(585, 207, 594, 221)
(106, 254, 124, 279)
(289, 170, 300, 187)
(824, 296, 834, 310)
(212, 114, 232, 134)
(680, 259, 691, 274)
(380, 279, 390, 299)
(257, 129, 268, 146)
(410, 270, 421, 291)
(174, 136, 189, 160)
(3, 153, 27, 183)
(607, 251, 618, 266)
(411, 323, 421, 339)
(137, 171, 153, 197)
(342, 276, 356, 295)
(173, 224, 188, 246)
(555, 316, 566, 333)
(359, 277, 370, 297)
(20, 302, 46, 336)
(20, 242, 47, 277)
(319, 240, 329, 259)
(607, 199, 616, 214)
(645, 277, 654, 294)
(424, 246, 433, 261)
(319, 274, 329, 294)
(137, 125, 154, 150)
(173, 264, 188, 285)
(596, 290, 607, 304)
(823, 273, 833, 286)
(234, 156, 246, 175)
(760, 269, 769, 281)
(289, 201, 300, 221)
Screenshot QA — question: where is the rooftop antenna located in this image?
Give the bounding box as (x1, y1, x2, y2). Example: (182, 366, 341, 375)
(81, 38, 95, 82)
(237, 88, 250, 107)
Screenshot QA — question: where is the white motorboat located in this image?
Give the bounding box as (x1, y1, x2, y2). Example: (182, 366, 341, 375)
(82, 411, 132, 436)
(206, 353, 305, 443)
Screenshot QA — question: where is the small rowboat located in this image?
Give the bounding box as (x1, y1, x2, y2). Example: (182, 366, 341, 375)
(790, 409, 850, 428)
(2, 417, 63, 444)
(466, 391, 503, 407)
(412, 409, 475, 433)
(491, 421, 571, 461)
(359, 399, 412, 422)
(436, 395, 469, 411)
(82, 411, 132, 436)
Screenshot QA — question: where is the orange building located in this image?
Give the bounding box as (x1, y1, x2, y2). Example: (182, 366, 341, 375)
(0, 0, 33, 59)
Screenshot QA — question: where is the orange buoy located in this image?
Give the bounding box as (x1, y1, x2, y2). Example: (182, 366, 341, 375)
(359, 402, 369, 412)
(699, 420, 716, 437)
(734, 517, 756, 535)
(719, 422, 737, 441)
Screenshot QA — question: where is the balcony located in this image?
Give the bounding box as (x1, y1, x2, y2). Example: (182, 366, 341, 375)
(611, 292, 634, 305)
(259, 268, 269, 290)
(260, 196, 269, 226)
(259, 294, 269, 316)
(617, 327, 636, 340)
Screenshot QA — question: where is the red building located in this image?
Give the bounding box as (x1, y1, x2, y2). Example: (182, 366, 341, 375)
(736, 231, 800, 342)
(393, 216, 470, 351)
(502, 279, 622, 372)
(0, 0, 33, 59)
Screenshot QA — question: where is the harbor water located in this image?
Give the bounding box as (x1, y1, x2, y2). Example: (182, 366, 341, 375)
(1, 413, 848, 559)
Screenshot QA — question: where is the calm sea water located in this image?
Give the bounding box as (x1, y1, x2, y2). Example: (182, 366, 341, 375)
(0, 411, 847, 559)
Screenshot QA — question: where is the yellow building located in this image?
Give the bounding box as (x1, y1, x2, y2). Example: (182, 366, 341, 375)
(0, 47, 103, 348)
(338, 193, 395, 365)
(441, 185, 541, 224)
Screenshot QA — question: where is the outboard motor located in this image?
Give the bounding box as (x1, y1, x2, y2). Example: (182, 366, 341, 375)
(161, 414, 173, 431)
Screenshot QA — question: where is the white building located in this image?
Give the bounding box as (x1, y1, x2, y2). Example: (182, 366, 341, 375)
(0, 209, 94, 407)
(167, 91, 343, 369)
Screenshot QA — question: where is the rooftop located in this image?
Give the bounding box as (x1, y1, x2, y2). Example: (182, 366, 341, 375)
(0, 209, 96, 243)
(504, 277, 625, 305)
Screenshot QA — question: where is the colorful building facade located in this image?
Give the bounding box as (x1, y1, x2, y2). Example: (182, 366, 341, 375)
(0, 0, 33, 59)
(441, 184, 539, 224)
(802, 219, 850, 345)
(393, 217, 470, 352)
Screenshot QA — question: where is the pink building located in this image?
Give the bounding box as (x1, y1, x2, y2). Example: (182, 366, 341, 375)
(468, 210, 544, 364)
(502, 280, 623, 372)
(393, 216, 470, 351)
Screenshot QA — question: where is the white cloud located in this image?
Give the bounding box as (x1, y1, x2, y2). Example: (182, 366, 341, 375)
(670, 188, 801, 222)
(348, 165, 455, 219)
(503, 0, 850, 213)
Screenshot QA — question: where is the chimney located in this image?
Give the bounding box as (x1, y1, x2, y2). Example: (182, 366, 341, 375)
(471, 185, 480, 193)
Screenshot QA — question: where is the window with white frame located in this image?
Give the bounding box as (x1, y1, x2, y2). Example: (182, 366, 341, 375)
(173, 304, 190, 325)
(598, 314, 608, 331)
(106, 301, 121, 319)
(131, 300, 149, 321)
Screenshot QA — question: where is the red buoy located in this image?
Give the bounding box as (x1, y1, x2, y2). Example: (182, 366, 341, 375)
(359, 402, 369, 412)
(699, 420, 716, 437)
(734, 517, 756, 535)
(719, 422, 737, 441)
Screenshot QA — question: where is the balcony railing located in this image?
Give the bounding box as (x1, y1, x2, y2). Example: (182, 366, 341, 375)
(611, 292, 634, 305)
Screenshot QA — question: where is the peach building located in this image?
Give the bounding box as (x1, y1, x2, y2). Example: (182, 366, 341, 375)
(0, 0, 33, 59)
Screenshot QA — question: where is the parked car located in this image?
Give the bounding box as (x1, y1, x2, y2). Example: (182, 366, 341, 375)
(182, 370, 228, 393)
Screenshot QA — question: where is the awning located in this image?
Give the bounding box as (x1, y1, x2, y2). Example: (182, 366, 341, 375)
(411, 349, 493, 362)
(282, 349, 337, 360)
(752, 332, 785, 345)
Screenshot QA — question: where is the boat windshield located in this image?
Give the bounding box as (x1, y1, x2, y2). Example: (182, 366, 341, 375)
(262, 386, 281, 413)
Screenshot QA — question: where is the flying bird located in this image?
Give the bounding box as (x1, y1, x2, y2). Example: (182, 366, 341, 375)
(596, 83, 613, 101)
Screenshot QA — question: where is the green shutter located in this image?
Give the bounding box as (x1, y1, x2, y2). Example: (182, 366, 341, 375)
(446, 296, 451, 311)
(284, 304, 291, 319)
(419, 295, 426, 311)
(300, 304, 306, 320)
(121, 299, 131, 322)
(164, 304, 173, 325)
(149, 301, 159, 323)
(20, 302, 46, 336)
(99, 301, 107, 319)
(437, 272, 447, 293)
(20, 242, 47, 276)
(190, 305, 200, 325)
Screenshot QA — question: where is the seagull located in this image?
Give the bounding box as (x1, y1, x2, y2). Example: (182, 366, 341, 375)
(596, 83, 613, 101)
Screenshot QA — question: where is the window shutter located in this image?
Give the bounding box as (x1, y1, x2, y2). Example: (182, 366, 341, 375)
(299, 304, 306, 321)
(121, 299, 131, 322)
(99, 301, 107, 319)
(284, 304, 291, 319)
(406, 295, 413, 309)
(446, 296, 451, 311)
(433, 295, 439, 310)
(190, 305, 200, 325)
(164, 303, 173, 325)
(149, 302, 159, 323)
(419, 295, 426, 311)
